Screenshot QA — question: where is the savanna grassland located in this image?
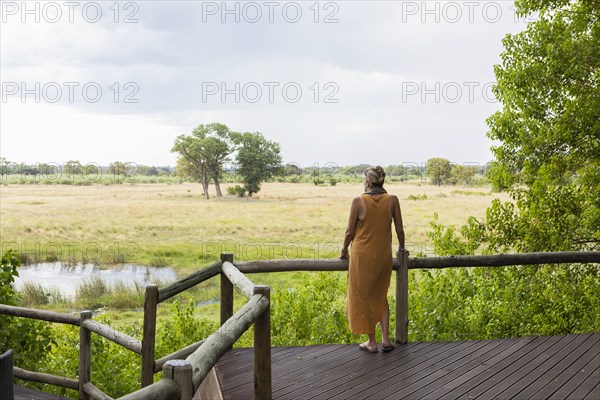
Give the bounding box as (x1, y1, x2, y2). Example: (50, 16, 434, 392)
(0, 181, 507, 268)
(3, 181, 598, 399)
(1, 181, 509, 321)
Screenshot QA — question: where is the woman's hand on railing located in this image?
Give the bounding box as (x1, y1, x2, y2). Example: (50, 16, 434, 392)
(396, 248, 409, 260)
(339, 249, 349, 260)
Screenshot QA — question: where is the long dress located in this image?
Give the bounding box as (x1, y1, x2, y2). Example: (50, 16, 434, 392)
(346, 193, 393, 334)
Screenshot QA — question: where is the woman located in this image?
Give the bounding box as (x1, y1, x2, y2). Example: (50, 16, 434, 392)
(340, 166, 406, 353)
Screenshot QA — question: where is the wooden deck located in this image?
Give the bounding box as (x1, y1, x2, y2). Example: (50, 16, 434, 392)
(215, 332, 599, 399)
(14, 385, 66, 399)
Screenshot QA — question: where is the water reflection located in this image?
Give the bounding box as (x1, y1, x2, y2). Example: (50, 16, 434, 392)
(14, 262, 177, 298)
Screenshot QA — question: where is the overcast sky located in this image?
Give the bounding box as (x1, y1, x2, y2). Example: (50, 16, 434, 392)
(0, 0, 533, 168)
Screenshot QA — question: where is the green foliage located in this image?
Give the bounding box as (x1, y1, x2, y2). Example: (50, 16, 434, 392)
(418, 0, 599, 340)
(409, 265, 600, 341)
(427, 212, 483, 256)
(426, 209, 600, 339)
(485, 0, 599, 250)
(406, 194, 427, 201)
(269, 272, 356, 345)
(39, 317, 142, 398)
(0, 251, 56, 372)
(0, 250, 19, 305)
(226, 184, 246, 197)
(154, 300, 218, 359)
(172, 122, 234, 198)
(425, 158, 452, 186)
(449, 164, 476, 185)
(17, 300, 218, 398)
(231, 131, 283, 196)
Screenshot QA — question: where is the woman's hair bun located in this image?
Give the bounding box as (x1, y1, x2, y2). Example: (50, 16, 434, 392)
(365, 166, 386, 186)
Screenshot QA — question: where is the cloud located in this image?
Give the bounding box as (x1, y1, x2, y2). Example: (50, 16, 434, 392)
(1, 0, 528, 166)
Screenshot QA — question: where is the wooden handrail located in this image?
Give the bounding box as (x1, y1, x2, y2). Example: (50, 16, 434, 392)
(121, 253, 272, 400)
(234, 251, 600, 273)
(0, 304, 79, 325)
(13, 366, 79, 390)
(158, 261, 221, 303)
(118, 379, 180, 400)
(222, 261, 255, 299)
(407, 251, 600, 269)
(234, 251, 600, 347)
(154, 340, 205, 373)
(236, 258, 347, 273)
(186, 293, 269, 391)
(84, 382, 115, 400)
(81, 319, 142, 354)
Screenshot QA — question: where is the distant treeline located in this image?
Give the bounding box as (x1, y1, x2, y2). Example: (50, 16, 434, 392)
(277, 159, 490, 185)
(0, 160, 173, 177)
(0, 158, 490, 186)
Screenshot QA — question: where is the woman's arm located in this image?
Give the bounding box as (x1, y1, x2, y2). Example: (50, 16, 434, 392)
(340, 197, 361, 259)
(391, 195, 405, 251)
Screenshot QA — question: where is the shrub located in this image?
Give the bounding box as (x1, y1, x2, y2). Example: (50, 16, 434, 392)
(227, 185, 246, 197)
(0, 250, 56, 372)
(269, 272, 356, 346)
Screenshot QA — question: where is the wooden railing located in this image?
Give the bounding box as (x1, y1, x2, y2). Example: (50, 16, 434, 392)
(2, 251, 598, 399)
(0, 305, 123, 399)
(120, 253, 271, 400)
(235, 251, 600, 345)
(0, 253, 271, 400)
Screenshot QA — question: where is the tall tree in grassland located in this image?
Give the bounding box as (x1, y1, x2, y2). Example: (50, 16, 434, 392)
(172, 123, 234, 199)
(232, 132, 283, 197)
(174, 156, 209, 193)
(64, 160, 82, 176)
(426, 158, 452, 186)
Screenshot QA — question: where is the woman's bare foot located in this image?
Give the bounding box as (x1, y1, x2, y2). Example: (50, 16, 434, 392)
(382, 337, 393, 348)
(359, 341, 378, 353)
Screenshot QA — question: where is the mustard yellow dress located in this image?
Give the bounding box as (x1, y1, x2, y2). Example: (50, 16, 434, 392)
(346, 193, 393, 334)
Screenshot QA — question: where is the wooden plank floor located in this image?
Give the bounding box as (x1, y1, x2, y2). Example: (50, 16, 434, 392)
(215, 332, 599, 400)
(14, 385, 67, 399)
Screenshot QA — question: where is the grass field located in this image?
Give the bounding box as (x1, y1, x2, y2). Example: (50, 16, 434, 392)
(1, 181, 510, 319)
(0, 181, 508, 265)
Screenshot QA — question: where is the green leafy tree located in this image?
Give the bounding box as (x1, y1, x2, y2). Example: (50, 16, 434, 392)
(174, 154, 210, 194)
(426, 158, 452, 186)
(422, 0, 600, 339)
(283, 163, 302, 177)
(172, 123, 234, 199)
(108, 161, 135, 183)
(483, 0, 599, 251)
(63, 160, 82, 176)
(231, 132, 282, 197)
(450, 164, 475, 185)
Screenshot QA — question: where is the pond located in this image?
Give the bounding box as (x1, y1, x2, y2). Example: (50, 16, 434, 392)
(14, 262, 177, 299)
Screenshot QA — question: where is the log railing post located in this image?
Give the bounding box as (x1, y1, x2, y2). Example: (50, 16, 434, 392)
(141, 284, 159, 388)
(253, 285, 271, 400)
(163, 360, 193, 400)
(395, 251, 409, 344)
(0, 349, 14, 400)
(79, 310, 92, 400)
(221, 253, 234, 326)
